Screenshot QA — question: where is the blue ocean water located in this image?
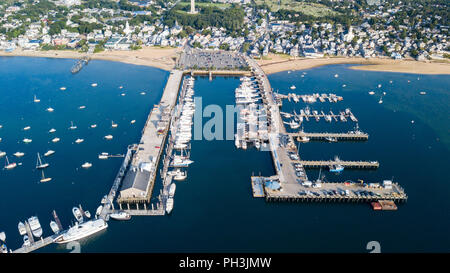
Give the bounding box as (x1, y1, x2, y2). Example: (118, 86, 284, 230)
(1, 58, 449, 252)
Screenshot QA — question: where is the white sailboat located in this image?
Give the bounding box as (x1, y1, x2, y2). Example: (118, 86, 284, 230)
(4, 156, 17, 170)
(33, 95, 40, 103)
(40, 170, 52, 183)
(36, 153, 49, 169)
(69, 121, 77, 130)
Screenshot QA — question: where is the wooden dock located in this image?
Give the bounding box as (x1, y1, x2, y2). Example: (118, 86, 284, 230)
(295, 160, 379, 169)
(289, 131, 369, 141)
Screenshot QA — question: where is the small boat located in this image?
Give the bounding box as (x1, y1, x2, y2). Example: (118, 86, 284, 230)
(130, 120, 136, 124)
(81, 162, 92, 169)
(52, 137, 60, 143)
(22, 235, 30, 247)
(49, 128, 56, 133)
(36, 153, 49, 169)
(98, 153, 108, 160)
(104, 135, 113, 140)
(79, 106, 86, 109)
(33, 95, 40, 103)
(169, 183, 176, 197)
(109, 211, 131, 221)
(23, 138, 32, 143)
(325, 137, 337, 142)
(297, 136, 310, 143)
(91, 83, 98, 87)
(95, 205, 103, 216)
(23, 126, 31, 131)
(119, 86, 123, 89)
(90, 124, 97, 128)
(44, 150, 55, 157)
(329, 164, 344, 173)
(28, 216, 43, 238)
(18, 222, 26, 236)
(60, 87, 66, 91)
(290, 85, 296, 90)
(419, 91, 427, 95)
(121, 93, 126, 96)
(378, 84, 382, 88)
(111, 121, 118, 128)
(40, 170, 52, 183)
(50, 221, 60, 234)
(72, 207, 83, 223)
(69, 121, 77, 130)
(378, 98, 383, 104)
(334, 74, 339, 78)
(46, 107, 54, 112)
(174, 170, 187, 181)
(54, 219, 108, 244)
(0, 151, 6, 158)
(368, 91, 375, 95)
(140, 92, 146, 95)
(166, 197, 174, 214)
(84, 211, 91, 219)
(13, 152, 24, 157)
(75, 138, 84, 144)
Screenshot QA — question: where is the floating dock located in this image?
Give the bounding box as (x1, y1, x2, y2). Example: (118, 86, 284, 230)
(295, 160, 379, 169)
(289, 131, 369, 141)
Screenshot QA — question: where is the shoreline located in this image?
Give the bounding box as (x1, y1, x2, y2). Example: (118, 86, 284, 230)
(257, 54, 450, 75)
(0, 46, 180, 71)
(1, 49, 449, 75)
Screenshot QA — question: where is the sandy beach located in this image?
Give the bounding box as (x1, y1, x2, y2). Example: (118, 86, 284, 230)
(257, 54, 450, 75)
(0, 46, 180, 71)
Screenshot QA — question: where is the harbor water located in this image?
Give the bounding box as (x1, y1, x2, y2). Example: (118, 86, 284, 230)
(0, 58, 449, 252)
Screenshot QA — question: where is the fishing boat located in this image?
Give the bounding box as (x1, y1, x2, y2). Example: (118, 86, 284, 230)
(13, 152, 25, 157)
(69, 121, 77, 130)
(40, 170, 52, 183)
(90, 124, 97, 128)
(23, 138, 32, 143)
(104, 135, 113, 140)
(44, 150, 55, 157)
(18, 222, 26, 236)
(81, 162, 92, 169)
(28, 216, 43, 238)
(50, 221, 60, 234)
(33, 95, 40, 103)
(109, 211, 131, 221)
(36, 153, 49, 169)
(4, 156, 17, 170)
(72, 207, 83, 223)
(75, 138, 84, 144)
(49, 128, 56, 133)
(55, 219, 108, 244)
(46, 107, 54, 112)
